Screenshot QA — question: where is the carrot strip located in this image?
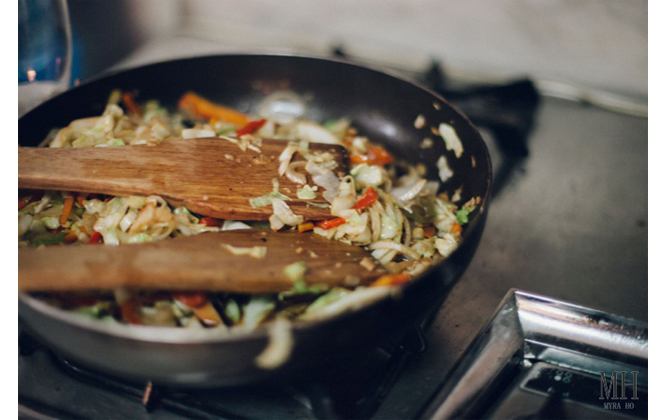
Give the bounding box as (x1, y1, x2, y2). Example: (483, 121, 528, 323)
(178, 92, 249, 126)
(298, 222, 315, 233)
(120, 299, 143, 325)
(60, 195, 75, 225)
(63, 231, 79, 244)
(370, 273, 411, 287)
(121, 92, 142, 115)
(76, 194, 88, 207)
(192, 302, 224, 327)
(424, 226, 436, 238)
(450, 223, 463, 235)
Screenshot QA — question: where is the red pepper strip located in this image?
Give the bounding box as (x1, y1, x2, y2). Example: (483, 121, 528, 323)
(59, 195, 75, 225)
(172, 292, 208, 309)
(424, 226, 436, 238)
(351, 187, 378, 211)
(89, 231, 103, 244)
(236, 118, 267, 137)
(315, 217, 346, 230)
(370, 273, 411, 287)
(199, 217, 223, 228)
(120, 299, 143, 325)
(121, 92, 142, 115)
(18, 197, 29, 210)
(349, 145, 393, 166)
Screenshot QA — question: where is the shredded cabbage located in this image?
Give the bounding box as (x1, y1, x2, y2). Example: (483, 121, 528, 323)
(297, 185, 317, 199)
(20, 90, 477, 331)
(249, 178, 291, 208)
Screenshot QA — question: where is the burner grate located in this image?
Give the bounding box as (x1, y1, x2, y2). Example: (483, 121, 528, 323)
(19, 324, 428, 420)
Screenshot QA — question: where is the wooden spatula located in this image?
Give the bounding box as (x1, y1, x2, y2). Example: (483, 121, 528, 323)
(18, 138, 348, 221)
(18, 230, 386, 293)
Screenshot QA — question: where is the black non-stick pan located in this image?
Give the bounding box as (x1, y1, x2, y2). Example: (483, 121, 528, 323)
(18, 54, 492, 387)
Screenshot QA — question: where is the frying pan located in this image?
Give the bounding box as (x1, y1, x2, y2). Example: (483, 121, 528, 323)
(18, 54, 492, 387)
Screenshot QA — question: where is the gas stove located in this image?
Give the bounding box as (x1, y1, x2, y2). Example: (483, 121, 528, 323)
(18, 289, 648, 419)
(18, 39, 648, 419)
(19, 323, 425, 419)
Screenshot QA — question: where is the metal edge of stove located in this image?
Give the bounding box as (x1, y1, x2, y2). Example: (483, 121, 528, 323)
(416, 289, 648, 420)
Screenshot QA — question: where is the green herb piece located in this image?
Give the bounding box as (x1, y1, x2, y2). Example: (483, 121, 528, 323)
(456, 206, 475, 225)
(30, 232, 69, 247)
(297, 185, 317, 200)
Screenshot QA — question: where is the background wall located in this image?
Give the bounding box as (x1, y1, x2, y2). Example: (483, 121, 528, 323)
(182, 0, 648, 98)
(68, 0, 647, 100)
(68, 0, 182, 83)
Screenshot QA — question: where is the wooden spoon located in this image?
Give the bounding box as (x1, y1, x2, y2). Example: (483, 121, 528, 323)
(18, 230, 386, 293)
(18, 138, 348, 221)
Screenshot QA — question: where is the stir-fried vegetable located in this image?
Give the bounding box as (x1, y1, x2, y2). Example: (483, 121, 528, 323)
(179, 91, 250, 126)
(20, 90, 478, 329)
(349, 145, 393, 166)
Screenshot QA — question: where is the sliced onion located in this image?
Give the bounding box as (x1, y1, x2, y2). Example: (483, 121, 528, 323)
(437, 155, 453, 182)
(221, 220, 251, 231)
(271, 198, 304, 226)
(255, 317, 294, 369)
(222, 244, 267, 259)
(423, 181, 440, 196)
(257, 90, 306, 125)
(369, 203, 382, 242)
(182, 128, 216, 139)
(18, 214, 34, 237)
(371, 248, 397, 265)
(269, 214, 284, 231)
(301, 287, 396, 321)
(435, 235, 459, 257)
(368, 240, 421, 260)
(439, 123, 464, 158)
(296, 121, 340, 144)
(391, 178, 427, 202)
(119, 211, 138, 232)
(306, 160, 340, 203)
(329, 196, 354, 216)
(286, 161, 307, 184)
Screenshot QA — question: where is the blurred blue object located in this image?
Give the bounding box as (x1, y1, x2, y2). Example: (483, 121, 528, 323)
(18, 0, 69, 84)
